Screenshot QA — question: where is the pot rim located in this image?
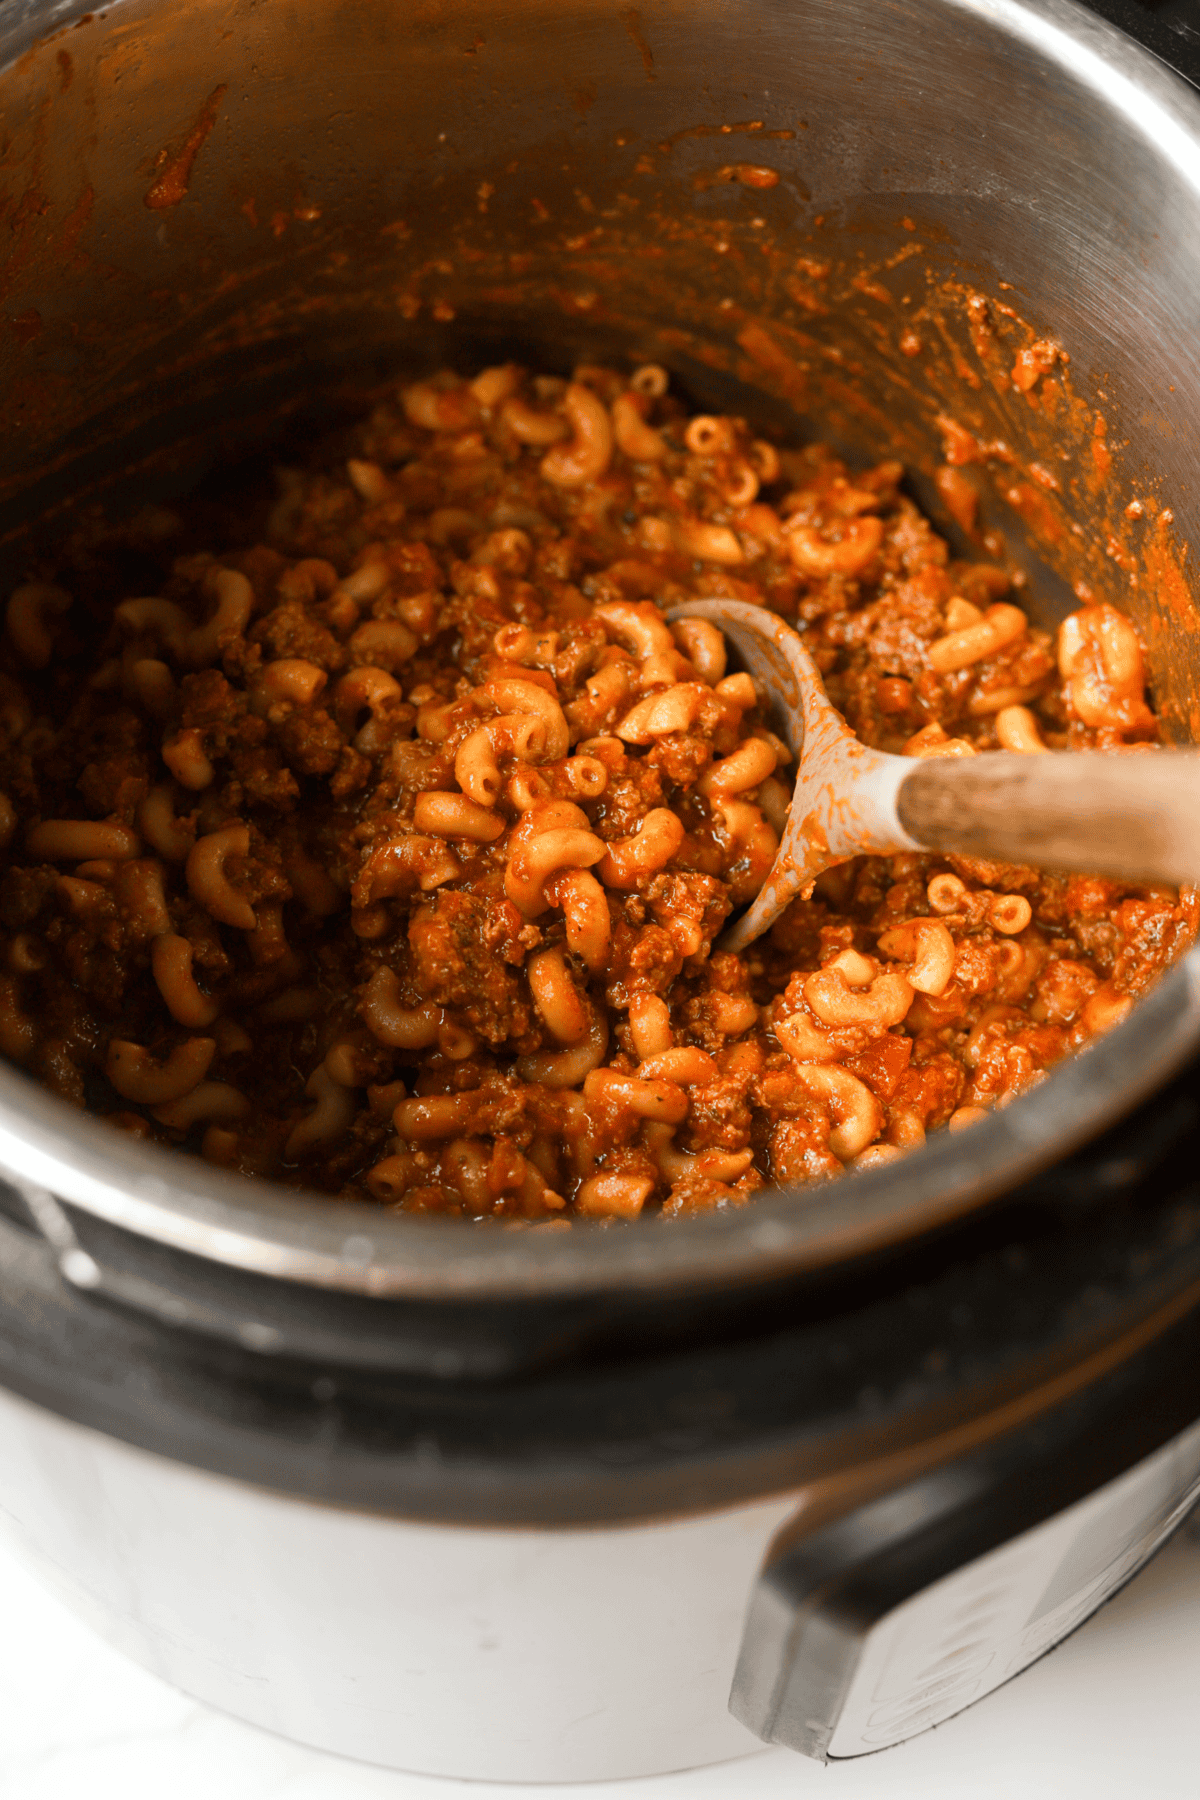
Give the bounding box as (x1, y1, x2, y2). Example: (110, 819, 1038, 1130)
(1, 0, 1198, 1300)
(2, 954, 1196, 1299)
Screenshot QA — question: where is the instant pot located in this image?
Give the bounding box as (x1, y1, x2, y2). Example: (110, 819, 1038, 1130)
(1, 0, 1200, 1780)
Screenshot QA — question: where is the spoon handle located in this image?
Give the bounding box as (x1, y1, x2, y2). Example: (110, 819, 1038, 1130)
(897, 749, 1200, 886)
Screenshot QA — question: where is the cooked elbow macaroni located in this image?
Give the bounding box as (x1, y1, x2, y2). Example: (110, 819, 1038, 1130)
(0, 362, 1192, 1221)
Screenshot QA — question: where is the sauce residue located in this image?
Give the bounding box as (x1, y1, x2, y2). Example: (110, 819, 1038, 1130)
(692, 164, 781, 192)
(619, 7, 656, 80)
(143, 83, 226, 211)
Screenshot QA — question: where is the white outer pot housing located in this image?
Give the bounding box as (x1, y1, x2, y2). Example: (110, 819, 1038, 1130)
(0, 1384, 800, 1782)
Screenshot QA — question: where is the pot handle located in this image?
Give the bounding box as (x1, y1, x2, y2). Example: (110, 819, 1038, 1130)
(1083, 0, 1200, 90)
(729, 1298, 1200, 1760)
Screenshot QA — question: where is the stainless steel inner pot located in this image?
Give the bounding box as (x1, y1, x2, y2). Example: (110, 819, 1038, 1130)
(0, 0, 1198, 1304)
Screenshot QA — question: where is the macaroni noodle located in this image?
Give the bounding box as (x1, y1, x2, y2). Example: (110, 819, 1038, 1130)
(0, 359, 1188, 1219)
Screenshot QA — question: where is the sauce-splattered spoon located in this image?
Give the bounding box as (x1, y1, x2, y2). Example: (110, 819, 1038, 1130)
(668, 599, 1200, 954)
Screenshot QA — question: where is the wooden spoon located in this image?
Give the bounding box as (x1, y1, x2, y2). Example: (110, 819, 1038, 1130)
(668, 598, 1200, 954)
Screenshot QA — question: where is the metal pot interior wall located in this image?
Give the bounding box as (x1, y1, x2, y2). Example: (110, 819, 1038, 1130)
(2, 0, 1198, 717)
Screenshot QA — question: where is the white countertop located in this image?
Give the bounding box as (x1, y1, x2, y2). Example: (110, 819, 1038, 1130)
(3, 1519, 1199, 1800)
